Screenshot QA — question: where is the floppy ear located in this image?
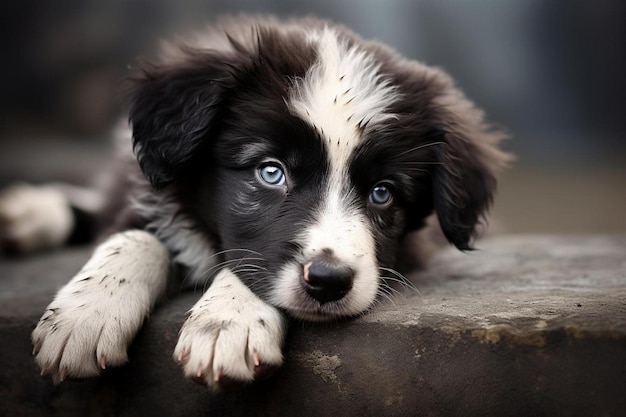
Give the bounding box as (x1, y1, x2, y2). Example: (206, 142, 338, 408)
(430, 89, 510, 251)
(127, 52, 237, 189)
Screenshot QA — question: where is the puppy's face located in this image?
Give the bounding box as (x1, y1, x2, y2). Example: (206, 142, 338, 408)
(206, 90, 416, 320)
(129, 21, 508, 320)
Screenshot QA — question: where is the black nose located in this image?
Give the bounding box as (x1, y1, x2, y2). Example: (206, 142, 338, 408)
(303, 261, 354, 304)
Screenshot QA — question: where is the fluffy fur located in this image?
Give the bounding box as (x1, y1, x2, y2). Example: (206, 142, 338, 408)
(0, 15, 509, 390)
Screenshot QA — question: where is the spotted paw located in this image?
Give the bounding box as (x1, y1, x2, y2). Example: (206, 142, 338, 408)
(32, 296, 136, 383)
(173, 269, 286, 390)
(31, 231, 169, 383)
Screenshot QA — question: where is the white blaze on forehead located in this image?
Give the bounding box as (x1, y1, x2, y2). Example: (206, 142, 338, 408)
(288, 27, 399, 175)
(287, 27, 399, 259)
(271, 28, 401, 317)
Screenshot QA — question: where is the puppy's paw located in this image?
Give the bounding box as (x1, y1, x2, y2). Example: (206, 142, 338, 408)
(32, 307, 128, 383)
(174, 305, 284, 390)
(32, 231, 169, 383)
(0, 183, 73, 254)
(31, 279, 144, 383)
(173, 270, 285, 391)
(32, 278, 148, 382)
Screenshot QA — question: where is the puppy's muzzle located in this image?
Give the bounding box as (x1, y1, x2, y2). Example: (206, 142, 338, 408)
(302, 259, 354, 304)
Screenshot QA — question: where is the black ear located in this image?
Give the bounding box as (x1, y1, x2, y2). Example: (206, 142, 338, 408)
(430, 94, 510, 251)
(127, 53, 237, 189)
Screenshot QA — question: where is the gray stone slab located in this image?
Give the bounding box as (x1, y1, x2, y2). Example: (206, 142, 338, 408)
(1, 235, 625, 416)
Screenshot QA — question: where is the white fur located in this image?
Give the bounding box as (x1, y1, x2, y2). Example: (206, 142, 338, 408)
(270, 183, 380, 320)
(31, 230, 169, 382)
(289, 27, 399, 174)
(26, 22, 407, 389)
(306, 185, 379, 311)
(173, 268, 285, 389)
(0, 183, 73, 253)
(273, 28, 392, 319)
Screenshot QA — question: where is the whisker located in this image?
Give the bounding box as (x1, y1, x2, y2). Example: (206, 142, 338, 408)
(380, 275, 414, 290)
(232, 263, 267, 271)
(358, 303, 381, 319)
(202, 257, 267, 276)
(380, 278, 422, 300)
(179, 251, 239, 291)
(379, 267, 422, 297)
(375, 288, 397, 305)
(378, 281, 405, 301)
(180, 250, 269, 294)
(396, 168, 429, 174)
(246, 277, 275, 293)
(379, 281, 404, 297)
(231, 268, 266, 275)
(395, 141, 444, 158)
(212, 248, 264, 257)
(397, 161, 444, 166)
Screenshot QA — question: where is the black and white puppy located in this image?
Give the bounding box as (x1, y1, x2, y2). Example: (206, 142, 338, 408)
(0, 15, 508, 390)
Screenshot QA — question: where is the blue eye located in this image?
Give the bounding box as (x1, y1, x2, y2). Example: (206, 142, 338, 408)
(258, 163, 286, 186)
(369, 184, 393, 205)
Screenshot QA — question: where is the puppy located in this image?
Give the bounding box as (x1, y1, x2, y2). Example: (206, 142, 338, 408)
(0, 15, 508, 390)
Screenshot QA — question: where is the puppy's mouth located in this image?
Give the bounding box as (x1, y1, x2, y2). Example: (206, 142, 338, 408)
(271, 258, 376, 322)
(286, 307, 350, 322)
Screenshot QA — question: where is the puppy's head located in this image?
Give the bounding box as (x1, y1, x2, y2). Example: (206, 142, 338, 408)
(129, 18, 509, 321)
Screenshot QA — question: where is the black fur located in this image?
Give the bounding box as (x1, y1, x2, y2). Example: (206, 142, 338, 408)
(12, 15, 511, 391)
(125, 15, 508, 299)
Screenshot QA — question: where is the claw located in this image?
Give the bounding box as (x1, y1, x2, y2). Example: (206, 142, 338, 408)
(39, 308, 55, 322)
(59, 367, 68, 382)
(252, 352, 278, 381)
(32, 341, 42, 356)
(99, 354, 107, 370)
(176, 347, 189, 364)
(40, 364, 51, 376)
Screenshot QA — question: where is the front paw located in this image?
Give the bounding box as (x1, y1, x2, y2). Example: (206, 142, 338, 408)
(31, 230, 169, 383)
(32, 300, 134, 383)
(173, 270, 285, 390)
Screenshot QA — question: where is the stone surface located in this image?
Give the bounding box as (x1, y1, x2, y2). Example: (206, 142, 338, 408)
(0, 235, 625, 416)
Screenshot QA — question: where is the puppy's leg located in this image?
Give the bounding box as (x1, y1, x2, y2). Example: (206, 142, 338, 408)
(0, 182, 103, 254)
(32, 230, 169, 382)
(0, 183, 74, 254)
(174, 269, 285, 390)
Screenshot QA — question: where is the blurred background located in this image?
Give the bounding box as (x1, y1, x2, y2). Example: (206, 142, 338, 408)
(0, 0, 624, 234)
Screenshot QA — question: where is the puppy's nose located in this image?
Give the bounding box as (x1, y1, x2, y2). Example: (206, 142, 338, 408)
(303, 261, 354, 304)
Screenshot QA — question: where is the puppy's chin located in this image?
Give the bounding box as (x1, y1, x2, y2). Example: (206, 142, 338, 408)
(282, 297, 367, 322)
(284, 307, 358, 322)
